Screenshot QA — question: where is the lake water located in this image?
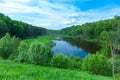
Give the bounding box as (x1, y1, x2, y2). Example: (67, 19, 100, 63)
(52, 40, 88, 58)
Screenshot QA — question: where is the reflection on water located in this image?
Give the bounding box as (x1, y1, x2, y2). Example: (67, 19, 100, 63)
(52, 39, 88, 58)
(63, 37, 101, 54)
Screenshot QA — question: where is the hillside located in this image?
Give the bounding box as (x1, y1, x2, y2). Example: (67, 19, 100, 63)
(0, 13, 48, 39)
(0, 59, 113, 80)
(61, 16, 120, 42)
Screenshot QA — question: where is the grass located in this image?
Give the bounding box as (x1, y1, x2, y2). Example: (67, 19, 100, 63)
(0, 59, 114, 80)
(22, 35, 56, 47)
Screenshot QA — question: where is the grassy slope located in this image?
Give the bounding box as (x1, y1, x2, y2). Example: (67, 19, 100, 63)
(0, 59, 114, 80)
(22, 35, 56, 47)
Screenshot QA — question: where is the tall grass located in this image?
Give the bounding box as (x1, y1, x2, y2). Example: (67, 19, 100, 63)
(0, 59, 114, 80)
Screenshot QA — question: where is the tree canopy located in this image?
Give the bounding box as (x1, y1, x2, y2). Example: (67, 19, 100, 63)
(0, 13, 48, 39)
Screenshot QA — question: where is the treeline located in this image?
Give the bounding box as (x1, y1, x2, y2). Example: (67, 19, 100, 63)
(0, 13, 48, 39)
(61, 16, 120, 41)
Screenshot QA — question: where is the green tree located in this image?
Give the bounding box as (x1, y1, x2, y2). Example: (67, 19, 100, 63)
(51, 54, 69, 68)
(28, 42, 53, 65)
(82, 53, 112, 76)
(17, 41, 29, 62)
(68, 56, 83, 69)
(0, 33, 20, 59)
(100, 30, 120, 78)
(0, 20, 9, 37)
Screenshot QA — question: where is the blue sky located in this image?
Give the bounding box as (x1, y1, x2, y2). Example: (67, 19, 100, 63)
(0, 0, 120, 30)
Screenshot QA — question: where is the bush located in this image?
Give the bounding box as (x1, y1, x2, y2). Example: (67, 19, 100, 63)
(82, 52, 112, 76)
(17, 41, 29, 62)
(115, 54, 120, 73)
(0, 33, 20, 59)
(68, 56, 83, 69)
(51, 54, 69, 68)
(115, 73, 120, 80)
(28, 41, 53, 65)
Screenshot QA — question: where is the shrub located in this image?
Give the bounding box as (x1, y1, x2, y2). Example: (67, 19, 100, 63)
(82, 52, 112, 76)
(68, 56, 83, 69)
(51, 54, 69, 68)
(115, 54, 120, 73)
(115, 73, 120, 80)
(17, 41, 29, 62)
(28, 41, 53, 65)
(0, 33, 20, 59)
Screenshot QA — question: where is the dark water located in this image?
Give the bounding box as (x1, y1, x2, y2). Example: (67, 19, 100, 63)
(52, 40, 88, 58)
(63, 37, 101, 54)
(52, 37, 101, 58)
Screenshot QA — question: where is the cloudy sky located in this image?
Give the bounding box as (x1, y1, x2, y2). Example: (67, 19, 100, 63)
(0, 0, 120, 30)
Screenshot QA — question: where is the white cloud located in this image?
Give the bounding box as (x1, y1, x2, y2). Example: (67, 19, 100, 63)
(2, 0, 32, 4)
(0, 0, 120, 30)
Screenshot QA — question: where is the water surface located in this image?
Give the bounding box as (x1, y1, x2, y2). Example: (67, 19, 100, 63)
(52, 40, 88, 58)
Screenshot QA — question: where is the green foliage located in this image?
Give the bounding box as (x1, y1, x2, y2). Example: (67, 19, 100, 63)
(0, 20, 9, 37)
(28, 42, 53, 65)
(17, 41, 29, 63)
(115, 73, 120, 80)
(82, 53, 112, 76)
(16, 35, 55, 64)
(68, 56, 83, 69)
(115, 54, 120, 73)
(0, 33, 20, 59)
(0, 13, 48, 39)
(61, 17, 120, 42)
(51, 54, 69, 68)
(23, 35, 56, 47)
(0, 59, 114, 80)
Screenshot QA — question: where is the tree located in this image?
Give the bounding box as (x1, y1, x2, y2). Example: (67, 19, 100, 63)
(0, 20, 9, 37)
(82, 53, 112, 76)
(68, 56, 83, 69)
(106, 31, 120, 78)
(0, 33, 20, 59)
(28, 42, 53, 65)
(100, 26, 120, 78)
(51, 54, 69, 68)
(17, 41, 29, 62)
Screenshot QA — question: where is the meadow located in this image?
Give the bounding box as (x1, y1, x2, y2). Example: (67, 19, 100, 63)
(0, 59, 114, 80)
(22, 35, 56, 47)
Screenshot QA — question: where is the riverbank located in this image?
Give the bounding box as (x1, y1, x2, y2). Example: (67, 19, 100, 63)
(22, 35, 57, 48)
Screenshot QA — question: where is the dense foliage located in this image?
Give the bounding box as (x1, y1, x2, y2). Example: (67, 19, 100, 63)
(0, 13, 47, 38)
(51, 54, 69, 68)
(0, 33, 20, 59)
(60, 16, 120, 77)
(115, 54, 120, 73)
(68, 56, 83, 69)
(82, 53, 112, 76)
(29, 42, 53, 65)
(61, 16, 120, 42)
(17, 41, 53, 65)
(17, 41, 29, 62)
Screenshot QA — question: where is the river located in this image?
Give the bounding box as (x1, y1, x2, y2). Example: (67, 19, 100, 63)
(52, 37, 101, 58)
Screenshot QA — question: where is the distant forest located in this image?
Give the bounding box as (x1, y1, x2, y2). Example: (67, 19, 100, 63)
(61, 16, 120, 42)
(0, 13, 120, 42)
(0, 13, 48, 39)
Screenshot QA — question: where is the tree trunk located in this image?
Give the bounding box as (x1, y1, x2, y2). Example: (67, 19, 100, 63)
(111, 49, 115, 78)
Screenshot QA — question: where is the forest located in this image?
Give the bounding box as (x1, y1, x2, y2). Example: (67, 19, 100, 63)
(0, 13, 120, 80)
(0, 13, 48, 39)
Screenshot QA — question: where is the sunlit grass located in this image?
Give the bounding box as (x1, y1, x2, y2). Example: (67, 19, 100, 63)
(22, 35, 56, 47)
(0, 59, 114, 80)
